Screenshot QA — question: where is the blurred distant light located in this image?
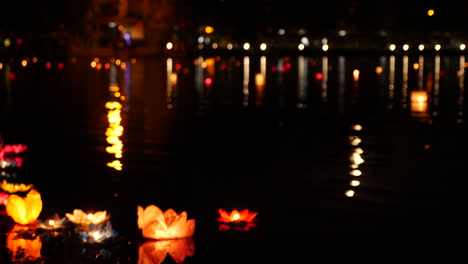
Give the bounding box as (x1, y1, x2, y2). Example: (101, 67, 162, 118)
(108, 22, 117, 28)
(353, 124, 362, 131)
(338, 30, 347, 37)
(435, 44, 441, 51)
(91, 61, 97, 68)
(212, 43, 218, 49)
(198, 44, 203, 50)
(243, 42, 250, 50)
(460, 44, 466, 51)
(260, 43, 267, 51)
(21, 60, 27, 68)
(418, 44, 425, 51)
(350, 180, 360, 187)
(166, 42, 173, 50)
(300, 37, 309, 46)
(227, 43, 233, 50)
(315, 72, 323, 81)
(427, 9, 435, 16)
(104, 63, 111, 70)
(131, 58, 137, 64)
(3, 38, 11, 47)
(321, 38, 328, 45)
(115, 59, 121, 66)
(124, 33, 131, 46)
(322, 44, 329, 52)
(117, 25, 124, 32)
(204, 37, 211, 44)
(345, 190, 355, 197)
(403, 44, 409, 51)
(205, 26, 214, 34)
(278, 28, 285, 35)
(353, 69, 360, 81)
(298, 43, 305, 51)
(15, 38, 23, 45)
(350, 169, 362, 176)
(413, 63, 419, 70)
(45, 62, 52, 70)
(8, 72, 16, 80)
(197, 36, 204, 44)
(57, 62, 64, 69)
(0, 63, 3, 70)
(375, 66, 383, 75)
(204, 77, 213, 87)
(32, 57, 38, 63)
(389, 44, 396, 51)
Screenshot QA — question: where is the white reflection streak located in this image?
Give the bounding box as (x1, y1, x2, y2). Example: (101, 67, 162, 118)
(322, 56, 328, 101)
(418, 56, 424, 90)
(346, 124, 365, 198)
(458, 55, 465, 123)
(338, 56, 346, 115)
(388, 55, 395, 109)
(433, 55, 440, 115)
(243, 56, 250, 106)
(260, 56, 267, 79)
(166, 58, 176, 109)
(297, 56, 307, 108)
(402, 55, 409, 107)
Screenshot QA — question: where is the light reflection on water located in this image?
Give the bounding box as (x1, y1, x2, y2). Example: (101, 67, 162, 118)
(1, 52, 468, 263)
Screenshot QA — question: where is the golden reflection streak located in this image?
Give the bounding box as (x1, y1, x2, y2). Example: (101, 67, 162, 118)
(105, 98, 123, 171)
(166, 58, 177, 109)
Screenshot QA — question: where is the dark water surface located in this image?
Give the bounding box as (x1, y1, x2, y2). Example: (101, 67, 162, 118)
(1, 53, 468, 263)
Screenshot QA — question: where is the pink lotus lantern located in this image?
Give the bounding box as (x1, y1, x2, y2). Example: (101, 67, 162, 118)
(137, 205, 195, 240)
(218, 208, 258, 231)
(0, 192, 9, 205)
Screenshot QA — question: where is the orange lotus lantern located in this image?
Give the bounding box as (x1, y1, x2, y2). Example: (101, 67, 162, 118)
(138, 237, 195, 264)
(137, 205, 195, 240)
(6, 224, 42, 261)
(218, 208, 257, 231)
(6, 188, 42, 225)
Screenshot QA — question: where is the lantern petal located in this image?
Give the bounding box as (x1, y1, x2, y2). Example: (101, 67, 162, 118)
(25, 189, 42, 223)
(163, 208, 178, 227)
(138, 205, 165, 229)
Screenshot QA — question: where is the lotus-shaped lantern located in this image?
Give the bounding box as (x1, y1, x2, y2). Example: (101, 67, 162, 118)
(137, 205, 195, 240)
(6, 188, 42, 225)
(138, 237, 195, 264)
(65, 209, 109, 230)
(218, 208, 257, 231)
(0, 180, 33, 193)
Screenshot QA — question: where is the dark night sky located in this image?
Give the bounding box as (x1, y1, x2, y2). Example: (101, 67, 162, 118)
(1, 0, 468, 36)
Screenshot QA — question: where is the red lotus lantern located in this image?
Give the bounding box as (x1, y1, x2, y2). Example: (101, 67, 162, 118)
(218, 208, 257, 231)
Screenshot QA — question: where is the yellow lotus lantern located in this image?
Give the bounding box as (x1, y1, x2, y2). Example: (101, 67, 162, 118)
(0, 180, 33, 193)
(65, 209, 109, 230)
(6, 224, 42, 261)
(138, 237, 195, 264)
(6, 188, 42, 225)
(137, 205, 195, 240)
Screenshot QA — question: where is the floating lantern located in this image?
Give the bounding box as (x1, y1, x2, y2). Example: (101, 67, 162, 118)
(6, 189, 42, 225)
(0, 180, 33, 193)
(66, 209, 109, 229)
(410, 90, 429, 114)
(76, 221, 116, 243)
(218, 208, 257, 231)
(138, 237, 195, 264)
(37, 214, 67, 231)
(137, 205, 195, 240)
(6, 225, 42, 261)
